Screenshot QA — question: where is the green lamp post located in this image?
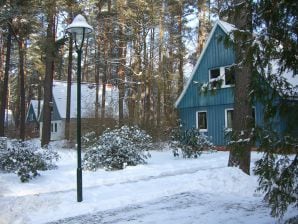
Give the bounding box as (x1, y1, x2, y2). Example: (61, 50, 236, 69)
(66, 14, 93, 202)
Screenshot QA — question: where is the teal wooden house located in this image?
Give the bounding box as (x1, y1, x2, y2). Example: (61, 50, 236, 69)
(175, 20, 297, 146)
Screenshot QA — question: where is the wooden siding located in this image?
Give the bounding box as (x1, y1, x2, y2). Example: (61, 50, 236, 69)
(179, 104, 234, 145)
(176, 22, 294, 145)
(177, 26, 235, 109)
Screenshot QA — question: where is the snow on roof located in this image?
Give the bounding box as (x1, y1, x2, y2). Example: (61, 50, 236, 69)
(217, 20, 236, 34)
(26, 100, 43, 121)
(31, 100, 43, 117)
(52, 80, 120, 119)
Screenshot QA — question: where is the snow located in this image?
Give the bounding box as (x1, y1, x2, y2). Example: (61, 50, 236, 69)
(4, 109, 14, 126)
(52, 80, 121, 119)
(218, 20, 236, 34)
(0, 140, 296, 224)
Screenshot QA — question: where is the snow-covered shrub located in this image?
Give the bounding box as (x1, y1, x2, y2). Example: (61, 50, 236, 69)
(0, 137, 7, 151)
(83, 126, 152, 171)
(0, 140, 59, 182)
(82, 131, 99, 149)
(170, 125, 215, 158)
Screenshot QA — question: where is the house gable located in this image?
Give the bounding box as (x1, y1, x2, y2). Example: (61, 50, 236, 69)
(26, 104, 37, 123)
(175, 21, 236, 109)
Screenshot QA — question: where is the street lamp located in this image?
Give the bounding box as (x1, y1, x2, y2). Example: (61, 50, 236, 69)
(66, 14, 93, 202)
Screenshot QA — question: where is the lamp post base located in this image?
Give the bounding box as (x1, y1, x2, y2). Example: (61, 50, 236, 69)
(77, 167, 83, 202)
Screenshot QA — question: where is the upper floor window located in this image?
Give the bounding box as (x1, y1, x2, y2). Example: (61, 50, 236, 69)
(209, 68, 221, 88)
(209, 65, 235, 88)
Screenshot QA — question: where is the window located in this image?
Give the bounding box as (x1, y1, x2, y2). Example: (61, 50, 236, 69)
(209, 68, 221, 88)
(224, 66, 235, 86)
(197, 111, 207, 131)
(209, 65, 236, 88)
(210, 68, 220, 79)
(55, 123, 57, 132)
(225, 108, 256, 130)
(225, 109, 234, 129)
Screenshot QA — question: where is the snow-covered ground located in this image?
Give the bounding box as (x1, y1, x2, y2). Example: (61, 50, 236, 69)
(0, 140, 296, 224)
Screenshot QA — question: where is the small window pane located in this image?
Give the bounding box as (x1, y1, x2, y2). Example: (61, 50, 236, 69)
(55, 123, 57, 132)
(210, 68, 220, 79)
(198, 112, 207, 130)
(226, 109, 233, 129)
(225, 67, 235, 85)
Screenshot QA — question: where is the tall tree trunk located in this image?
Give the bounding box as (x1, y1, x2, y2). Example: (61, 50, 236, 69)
(227, 0, 253, 175)
(157, 1, 165, 129)
(197, 0, 209, 56)
(41, 11, 55, 147)
(18, 39, 26, 140)
(118, 13, 127, 125)
(177, 1, 184, 95)
(65, 36, 72, 140)
(82, 38, 89, 82)
(0, 23, 12, 136)
(95, 45, 100, 120)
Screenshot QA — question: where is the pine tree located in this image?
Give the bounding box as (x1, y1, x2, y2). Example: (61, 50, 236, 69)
(251, 0, 298, 219)
(226, 0, 253, 175)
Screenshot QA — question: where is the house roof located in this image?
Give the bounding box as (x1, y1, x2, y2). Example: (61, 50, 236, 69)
(175, 20, 297, 108)
(175, 20, 233, 108)
(52, 80, 120, 119)
(26, 100, 43, 121)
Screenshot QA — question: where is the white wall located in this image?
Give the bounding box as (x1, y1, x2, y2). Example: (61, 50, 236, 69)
(39, 120, 65, 141)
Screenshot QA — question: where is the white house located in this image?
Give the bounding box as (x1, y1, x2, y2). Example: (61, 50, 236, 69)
(39, 80, 121, 141)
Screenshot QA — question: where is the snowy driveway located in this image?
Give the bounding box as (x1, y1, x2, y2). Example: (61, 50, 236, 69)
(46, 191, 274, 224)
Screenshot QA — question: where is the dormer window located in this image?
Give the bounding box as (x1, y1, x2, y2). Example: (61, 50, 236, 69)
(209, 68, 221, 88)
(209, 65, 235, 88)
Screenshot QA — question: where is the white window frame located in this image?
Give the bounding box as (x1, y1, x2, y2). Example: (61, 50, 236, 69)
(209, 65, 235, 88)
(225, 108, 234, 130)
(196, 111, 208, 132)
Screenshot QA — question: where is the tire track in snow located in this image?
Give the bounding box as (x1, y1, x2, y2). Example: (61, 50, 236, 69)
(1, 165, 225, 199)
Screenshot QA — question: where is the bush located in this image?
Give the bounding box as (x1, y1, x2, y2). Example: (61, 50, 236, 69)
(170, 125, 215, 158)
(0, 140, 59, 182)
(83, 126, 152, 171)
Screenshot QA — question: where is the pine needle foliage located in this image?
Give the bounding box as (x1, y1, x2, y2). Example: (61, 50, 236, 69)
(253, 128, 298, 219)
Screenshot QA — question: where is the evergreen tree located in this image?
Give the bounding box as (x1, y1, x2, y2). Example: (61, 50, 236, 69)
(251, 0, 298, 219)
